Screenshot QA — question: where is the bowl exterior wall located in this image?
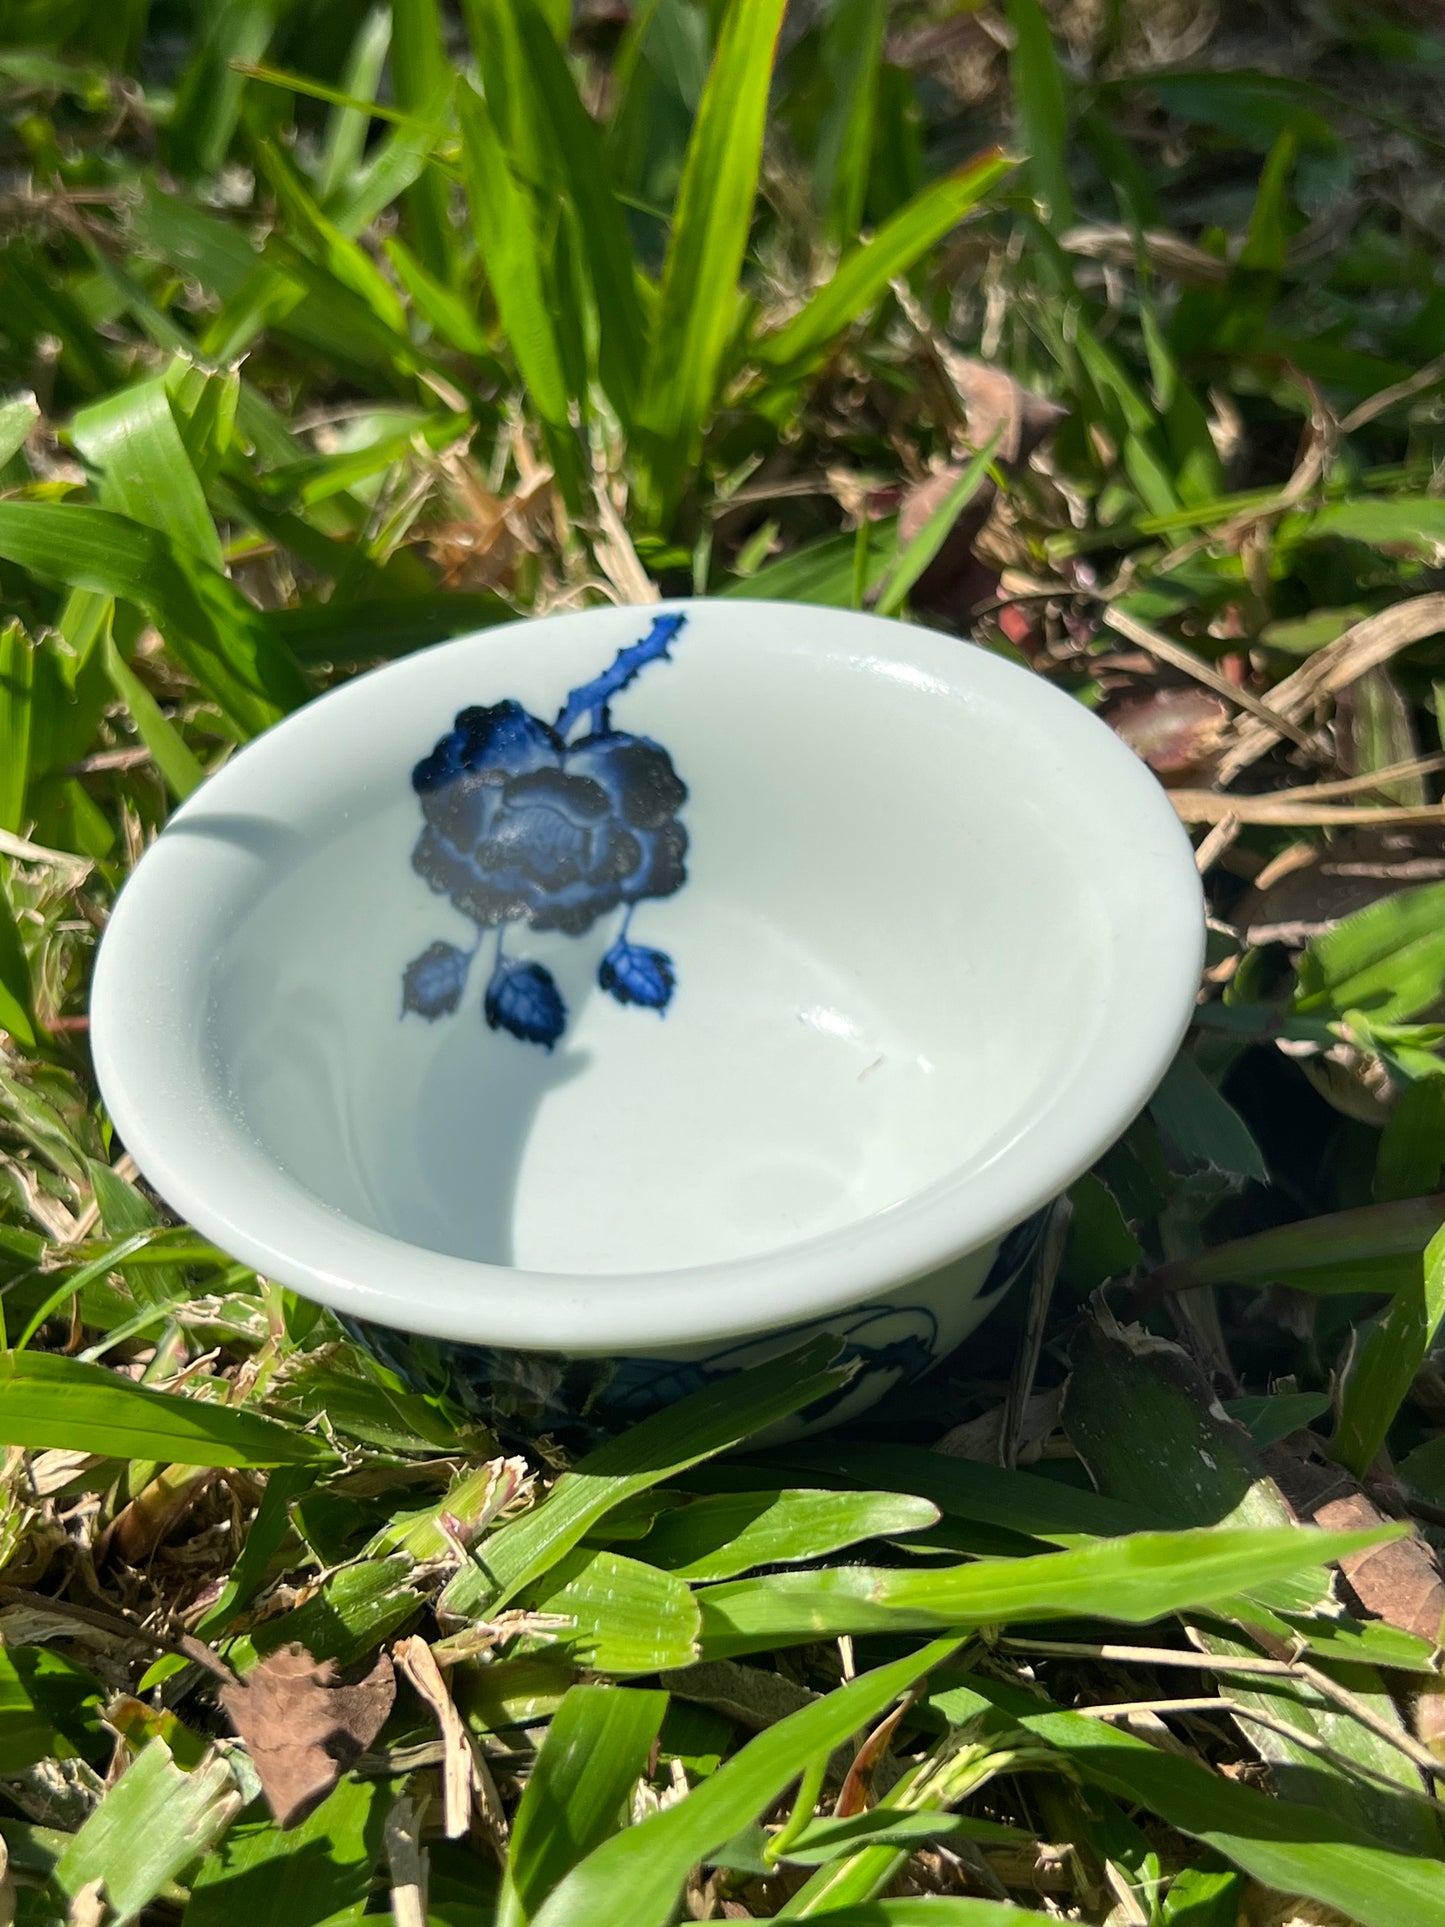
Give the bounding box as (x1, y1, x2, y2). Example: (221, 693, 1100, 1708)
(343, 1210, 1046, 1440)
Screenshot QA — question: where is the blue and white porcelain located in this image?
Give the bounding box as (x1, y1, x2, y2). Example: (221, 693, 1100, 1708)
(89, 600, 1204, 1430)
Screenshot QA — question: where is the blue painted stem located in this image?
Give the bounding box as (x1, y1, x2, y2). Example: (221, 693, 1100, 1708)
(553, 613, 687, 741)
(485, 925, 506, 996)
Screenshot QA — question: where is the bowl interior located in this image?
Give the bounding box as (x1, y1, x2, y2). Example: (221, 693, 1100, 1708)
(92, 601, 1202, 1346)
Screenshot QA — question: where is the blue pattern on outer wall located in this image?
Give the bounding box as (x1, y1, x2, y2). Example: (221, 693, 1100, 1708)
(402, 613, 689, 1048)
(342, 1209, 1052, 1440)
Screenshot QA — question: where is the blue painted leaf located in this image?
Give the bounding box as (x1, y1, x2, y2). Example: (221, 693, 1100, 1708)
(403, 941, 473, 1019)
(599, 938, 676, 1011)
(485, 959, 567, 1048)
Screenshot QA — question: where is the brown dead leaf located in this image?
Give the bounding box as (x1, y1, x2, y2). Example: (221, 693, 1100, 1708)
(895, 362, 1068, 626)
(1317, 1499, 1445, 1647)
(384, 1789, 427, 1927)
(219, 1643, 395, 1828)
(1107, 687, 1231, 783)
(895, 462, 1000, 619)
(423, 448, 551, 594)
(65, 1878, 104, 1927)
(834, 1695, 913, 1819)
(1168, 791, 1445, 830)
(950, 360, 1070, 469)
(1217, 592, 1445, 784)
(1061, 222, 1232, 288)
(394, 1634, 507, 1856)
(1261, 1434, 1445, 1645)
(935, 1387, 1063, 1465)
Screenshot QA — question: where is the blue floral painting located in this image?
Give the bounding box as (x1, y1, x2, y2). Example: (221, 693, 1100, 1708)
(342, 1208, 1053, 1443)
(402, 612, 688, 1049)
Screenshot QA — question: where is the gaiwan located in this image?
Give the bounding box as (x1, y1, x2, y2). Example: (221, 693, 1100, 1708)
(90, 600, 1204, 1432)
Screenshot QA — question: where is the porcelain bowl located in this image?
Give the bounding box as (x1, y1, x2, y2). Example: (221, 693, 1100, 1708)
(90, 599, 1204, 1430)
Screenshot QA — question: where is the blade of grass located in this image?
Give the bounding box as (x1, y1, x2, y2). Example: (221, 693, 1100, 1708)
(70, 376, 225, 571)
(754, 152, 1013, 382)
(1149, 1052, 1269, 1187)
(0, 391, 39, 469)
(184, 1776, 390, 1927)
(14, 1229, 160, 1350)
(456, 81, 572, 440)
(0, 502, 309, 735)
(0, 619, 34, 834)
(768, 1438, 1159, 1539)
(383, 235, 495, 357)
(814, 0, 886, 244)
(500, 1686, 667, 1927)
(0, 1645, 103, 1776)
(5, 246, 119, 397)
(165, 359, 240, 488)
(530, 1548, 701, 1673)
(267, 591, 512, 664)
(776, 1812, 1030, 1866)
(165, 0, 277, 178)
(253, 138, 409, 335)
(1214, 129, 1296, 355)
(772, 1729, 1048, 1917)
(638, 1488, 941, 1580)
(635, 0, 789, 524)
(1295, 881, 1445, 1023)
(192, 1464, 311, 1638)
(1336, 1217, 1445, 1475)
(317, 5, 392, 205)
(498, 0, 648, 421)
(440, 1335, 850, 1618)
(695, 1523, 1400, 1657)
(722, 518, 897, 605)
(53, 1741, 241, 1923)
(330, 102, 450, 241)
(0, 860, 38, 1048)
(1148, 1195, 1445, 1296)
(937, 1675, 1445, 1927)
(390, 0, 456, 281)
(0, 1350, 335, 1466)
(1375, 1077, 1445, 1202)
(1159, 1871, 1242, 1925)
(531, 1640, 961, 1927)
(227, 59, 435, 134)
(1004, 0, 1074, 230)
(102, 628, 205, 802)
(1064, 1317, 1440, 1853)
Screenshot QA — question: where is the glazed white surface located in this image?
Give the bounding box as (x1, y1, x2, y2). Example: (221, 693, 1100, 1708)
(91, 600, 1204, 1352)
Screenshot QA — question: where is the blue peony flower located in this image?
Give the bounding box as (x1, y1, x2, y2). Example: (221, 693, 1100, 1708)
(402, 614, 689, 1046)
(410, 707, 687, 937)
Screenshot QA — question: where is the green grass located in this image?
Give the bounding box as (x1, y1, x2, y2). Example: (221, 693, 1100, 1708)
(4, 1, 1445, 1921)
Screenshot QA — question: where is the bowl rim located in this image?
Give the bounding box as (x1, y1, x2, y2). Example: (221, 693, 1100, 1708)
(90, 597, 1205, 1353)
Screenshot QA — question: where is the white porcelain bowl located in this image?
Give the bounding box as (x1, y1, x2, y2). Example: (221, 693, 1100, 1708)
(90, 600, 1203, 1425)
